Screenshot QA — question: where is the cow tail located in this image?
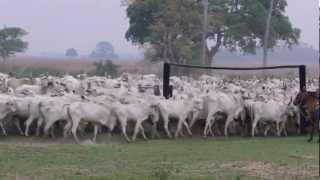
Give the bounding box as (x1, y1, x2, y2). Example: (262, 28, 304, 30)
(66, 106, 72, 122)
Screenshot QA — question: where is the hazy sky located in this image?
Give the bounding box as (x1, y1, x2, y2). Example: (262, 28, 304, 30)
(0, 0, 318, 56)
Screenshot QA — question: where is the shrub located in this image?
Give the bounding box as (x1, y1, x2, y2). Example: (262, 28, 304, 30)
(92, 59, 118, 77)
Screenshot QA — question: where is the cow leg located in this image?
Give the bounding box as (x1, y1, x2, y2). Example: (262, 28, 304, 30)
(119, 119, 130, 142)
(175, 115, 187, 138)
(281, 121, 288, 136)
(63, 121, 72, 138)
(224, 116, 233, 137)
(151, 122, 160, 139)
(132, 121, 141, 141)
(139, 125, 148, 141)
(208, 122, 214, 136)
(0, 121, 7, 136)
(71, 118, 80, 144)
(264, 125, 271, 136)
(24, 115, 35, 136)
(251, 118, 259, 137)
(13, 118, 24, 136)
(204, 113, 214, 137)
(35, 117, 43, 137)
(163, 116, 172, 138)
(43, 120, 56, 137)
(276, 122, 280, 137)
(183, 120, 192, 136)
(179, 129, 185, 137)
(50, 125, 55, 138)
(92, 124, 98, 142)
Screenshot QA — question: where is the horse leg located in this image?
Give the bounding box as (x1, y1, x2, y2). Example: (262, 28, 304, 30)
(308, 121, 314, 142)
(317, 119, 320, 143)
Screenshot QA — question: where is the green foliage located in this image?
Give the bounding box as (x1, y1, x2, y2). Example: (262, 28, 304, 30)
(125, 0, 300, 65)
(65, 48, 78, 57)
(150, 162, 174, 180)
(93, 59, 118, 77)
(91, 41, 118, 59)
(0, 27, 28, 61)
(0, 137, 317, 180)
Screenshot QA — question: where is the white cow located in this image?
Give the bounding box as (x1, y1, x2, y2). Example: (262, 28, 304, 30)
(0, 99, 17, 136)
(194, 91, 245, 137)
(156, 98, 201, 138)
(111, 101, 159, 141)
(249, 99, 297, 137)
(67, 101, 117, 143)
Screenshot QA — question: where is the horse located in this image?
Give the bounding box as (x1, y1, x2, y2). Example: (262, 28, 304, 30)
(293, 90, 319, 142)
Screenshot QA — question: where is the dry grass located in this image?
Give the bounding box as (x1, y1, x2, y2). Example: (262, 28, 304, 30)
(1, 56, 318, 79)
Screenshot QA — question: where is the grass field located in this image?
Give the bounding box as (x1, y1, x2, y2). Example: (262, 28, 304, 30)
(1, 56, 319, 79)
(0, 136, 318, 180)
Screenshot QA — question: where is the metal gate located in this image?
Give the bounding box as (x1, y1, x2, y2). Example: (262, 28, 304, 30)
(162, 62, 307, 133)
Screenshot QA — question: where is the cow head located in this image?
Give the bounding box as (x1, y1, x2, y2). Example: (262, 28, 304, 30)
(0, 101, 16, 119)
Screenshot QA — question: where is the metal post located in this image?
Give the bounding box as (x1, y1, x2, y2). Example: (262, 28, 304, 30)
(299, 65, 306, 92)
(163, 63, 171, 99)
(318, 4, 320, 177)
(299, 65, 307, 135)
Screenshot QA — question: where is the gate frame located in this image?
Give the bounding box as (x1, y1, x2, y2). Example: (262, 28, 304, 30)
(162, 62, 307, 133)
(163, 62, 306, 99)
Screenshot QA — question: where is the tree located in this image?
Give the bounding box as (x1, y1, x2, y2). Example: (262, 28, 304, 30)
(93, 59, 118, 77)
(90, 41, 118, 59)
(125, 0, 300, 65)
(65, 48, 78, 57)
(0, 27, 28, 68)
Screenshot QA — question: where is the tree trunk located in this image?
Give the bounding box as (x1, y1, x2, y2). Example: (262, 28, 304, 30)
(207, 32, 223, 66)
(202, 0, 209, 65)
(263, 0, 275, 68)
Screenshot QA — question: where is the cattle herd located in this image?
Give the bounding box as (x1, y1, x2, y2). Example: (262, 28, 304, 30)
(0, 71, 318, 143)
